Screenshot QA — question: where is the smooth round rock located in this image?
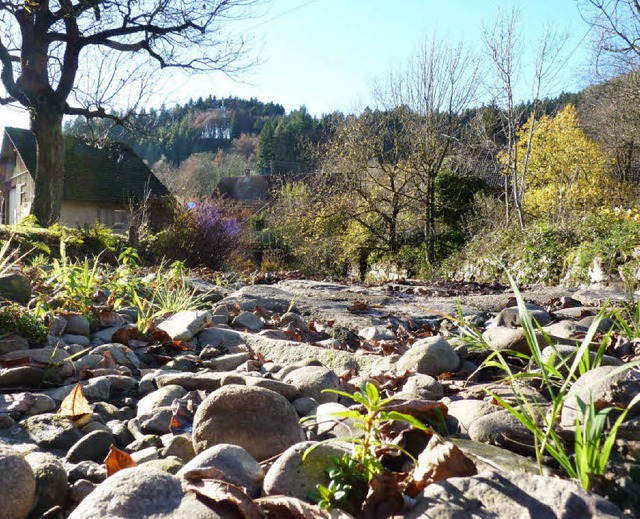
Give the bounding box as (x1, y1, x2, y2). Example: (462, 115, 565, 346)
(25, 451, 68, 517)
(283, 366, 342, 403)
(561, 365, 640, 427)
(68, 466, 220, 518)
(66, 429, 115, 463)
(192, 384, 305, 461)
(263, 440, 350, 501)
(396, 336, 460, 376)
(0, 444, 35, 519)
(468, 410, 536, 456)
(401, 373, 444, 400)
(177, 443, 264, 497)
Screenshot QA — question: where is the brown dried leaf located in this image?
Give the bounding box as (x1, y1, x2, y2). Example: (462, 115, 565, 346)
(96, 350, 118, 370)
(348, 301, 370, 314)
(361, 471, 405, 519)
(413, 434, 477, 489)
(104, 444, 137, 476)
(255, 495, 343, 518)
(58, 382, 92, 422)
(186, 479, 262, 519)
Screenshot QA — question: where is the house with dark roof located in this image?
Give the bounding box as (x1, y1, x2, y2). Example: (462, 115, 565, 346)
(0, 127, 171, 231)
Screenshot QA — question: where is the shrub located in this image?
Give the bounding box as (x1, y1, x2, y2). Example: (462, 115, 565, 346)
(0, 303, 48, 346)
(155, 198, 249, 270)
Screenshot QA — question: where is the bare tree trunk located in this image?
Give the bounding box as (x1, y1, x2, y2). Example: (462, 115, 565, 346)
(31, 107, 65, 227)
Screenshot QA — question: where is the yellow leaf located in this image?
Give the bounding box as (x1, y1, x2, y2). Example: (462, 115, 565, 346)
(58, 382, 93, 425)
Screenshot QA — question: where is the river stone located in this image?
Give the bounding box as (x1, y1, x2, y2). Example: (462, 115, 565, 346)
(0, 444, 35, 519)
(161, 434, 195, 463)
(62, 333, 92, 346)
(406, 470, 623, 518)
(280, 312, 310, 332)
(401, 373, 444, 400)
(155, 371, 225, 392)
(25, 451, 68, 517)
(20, 413, 82, 450)
(542, 320, 589, 339)
(561, 364, 640, 427)
(231, 311, 264, 331)
(0, 366, 45, 388)
(447, 399, 500, 434)
(283, 366, 342, 403)
(481, 327, 530, 354)
(263, 440, 350, 501)
(219, 374, 299, 400)
(157, 310, 212, 341)
(66, 430, 115, 463)
(451, 439, 545, 475)
(137, 385, 187, 417)
(358, 325, 395, 341)
(67, 460, 108, 484)
(495, 304, 552, 327)
(62, 313, 91, 336)
(91, 343, 141, 371)
(541, 345, 622, 373)
(67, 466, 221, 519)
(177, 443, 264, 497)
(0, 273, 31, 304)
(396, 336, 460, 376)
(192, 384, 305, 461)
(468, 410, 536, 456)
(197, 327, 244, 349)
(203, 352, 251, 371)
(0, 333, 29, 355)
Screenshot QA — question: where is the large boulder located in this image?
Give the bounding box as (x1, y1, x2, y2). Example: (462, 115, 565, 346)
(68, 466, 219, 518)
(0, 444, 35, 519)
(192, 384, 305, 461)
(0, 273, 31, 304)
(407, 470, 622, 518)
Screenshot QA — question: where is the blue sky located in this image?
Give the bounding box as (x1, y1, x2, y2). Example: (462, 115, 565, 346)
(1, 0, 592, 132)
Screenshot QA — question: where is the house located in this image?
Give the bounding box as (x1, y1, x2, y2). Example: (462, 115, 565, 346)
(0, 127, 171, 231)
(214, 169, 276, 207)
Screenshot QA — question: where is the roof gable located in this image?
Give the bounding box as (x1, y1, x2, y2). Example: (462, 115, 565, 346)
(3, 127, 169, 204)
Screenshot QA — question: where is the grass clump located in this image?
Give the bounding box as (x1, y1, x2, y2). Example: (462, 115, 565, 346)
(473, 272, 640, 491)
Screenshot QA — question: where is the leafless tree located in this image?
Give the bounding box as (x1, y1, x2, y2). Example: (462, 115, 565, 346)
(579, 0, 640, 73)
(0, 0, 261, 226)
(483, 9, 566, 228)
(376, 37, 480, 263)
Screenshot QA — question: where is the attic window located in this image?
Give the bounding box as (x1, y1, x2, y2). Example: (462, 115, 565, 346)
(18, 183, 27, 206)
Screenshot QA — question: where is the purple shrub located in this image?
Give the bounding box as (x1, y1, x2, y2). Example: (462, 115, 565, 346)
(161, 198, 247, 270)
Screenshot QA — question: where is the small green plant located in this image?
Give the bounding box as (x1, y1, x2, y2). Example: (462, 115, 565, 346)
(303, 382, 429, 512)
(608, 298, 640, 341)
(0, 303, 48, 346)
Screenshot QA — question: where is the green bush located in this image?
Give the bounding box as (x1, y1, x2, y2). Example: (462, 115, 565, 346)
(0, 303, 48, 346)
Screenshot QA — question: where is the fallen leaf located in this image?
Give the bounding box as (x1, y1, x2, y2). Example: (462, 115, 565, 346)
(95, 350, 118, 370)
(361, 471, 405, 518)
(170, 391, 202, 435)
(185, 479, 262, 519)
(58, 382, 93, 424)
(413, 434, 477, 489)
(104, 444, 137, 476)
(348, 301, 370, 314)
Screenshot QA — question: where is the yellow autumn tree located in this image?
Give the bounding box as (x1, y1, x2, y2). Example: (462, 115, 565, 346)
(513, 104, 621, 222)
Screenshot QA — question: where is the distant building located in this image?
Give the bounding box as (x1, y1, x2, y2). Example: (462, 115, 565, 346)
(0, 127, 172, 230)
(214, 169, 276, 207)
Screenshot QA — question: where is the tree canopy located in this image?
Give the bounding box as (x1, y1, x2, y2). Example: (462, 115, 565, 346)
(0, 0, 260, 225)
